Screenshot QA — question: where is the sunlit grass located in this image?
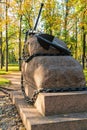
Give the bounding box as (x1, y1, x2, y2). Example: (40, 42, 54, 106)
(0, 71, 9, 75)
(84, 69, 87, 83)
(0, 64, 19, 86)
(0, 77, 11, 86)
(8, 66, 19, 71)
(0, 64, 19, 73)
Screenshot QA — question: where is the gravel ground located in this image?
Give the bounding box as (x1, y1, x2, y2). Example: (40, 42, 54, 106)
(0, 92, 26, 130)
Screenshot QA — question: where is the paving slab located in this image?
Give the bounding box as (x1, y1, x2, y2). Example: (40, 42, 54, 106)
(10, 90, 87, 130)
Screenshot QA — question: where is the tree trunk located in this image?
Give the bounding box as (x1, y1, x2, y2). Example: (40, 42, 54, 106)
(19, 0, 22, 71)
(19, 17, 22, 71)
(0, 0, 4, 69)
(64, 0, 69, 41)
(82, 27, 86, 69)
(6, 0, 8, 71)
(75, 17, 78, 60)
(82, 6, 86, 69)
(0, 31, 3, 69)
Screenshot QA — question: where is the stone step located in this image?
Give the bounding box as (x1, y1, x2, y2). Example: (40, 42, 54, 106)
(10, 91, 87, 130)
(35, 91, 87, 116)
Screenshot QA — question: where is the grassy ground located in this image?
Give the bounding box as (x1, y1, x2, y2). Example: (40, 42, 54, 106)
(0, 64, 19, 72)
(84, 69, 87, 84)
(0, 64, 19, 86)
(0, 64, 19, 74)
(0, 78, 11, 86)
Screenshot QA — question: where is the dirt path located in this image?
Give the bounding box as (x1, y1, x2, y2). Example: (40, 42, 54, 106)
(1, 72, 21, 90)
(0, 72, 26, 130)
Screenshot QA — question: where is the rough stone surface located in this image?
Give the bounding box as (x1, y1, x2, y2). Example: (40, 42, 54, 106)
(26, 36, 67, 55)
(22, 56, 85, 92)
(22, 35, 86, 98)
(35, 91, 87, 116)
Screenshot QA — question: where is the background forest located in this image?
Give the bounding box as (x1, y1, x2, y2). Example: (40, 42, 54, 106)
(0, 0, 87, 71)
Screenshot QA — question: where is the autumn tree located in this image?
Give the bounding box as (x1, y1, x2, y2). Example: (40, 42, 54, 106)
(0, 0, 87, 71)
(0, 0, 5, 69)
(42, 0, 61, 36)
(0, 2, 2, 69)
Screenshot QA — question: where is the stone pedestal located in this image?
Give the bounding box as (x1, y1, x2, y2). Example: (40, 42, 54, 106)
(20, 35, 87, 129)
(11, 90, 87, 130)
(35, 91, 87, 116)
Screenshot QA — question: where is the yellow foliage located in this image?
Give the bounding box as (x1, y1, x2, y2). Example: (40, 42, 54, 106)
(0, 8, 3, 13)
(0, 0, 86, 61)
(9, 1, 17, 7)
(18, 9, 23, 15)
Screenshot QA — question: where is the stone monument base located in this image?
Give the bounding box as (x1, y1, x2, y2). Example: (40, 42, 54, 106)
(11, 90, 87, 130)
(35, 91, 87, 116)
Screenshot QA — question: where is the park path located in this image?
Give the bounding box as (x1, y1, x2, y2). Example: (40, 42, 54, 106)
(0, 72, 26, 130)
(1, 71, 21, 90)
(0, 71, 21, 97)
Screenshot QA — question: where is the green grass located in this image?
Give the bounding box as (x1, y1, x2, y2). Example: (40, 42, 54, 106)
(84, 69, 87, 82)
(8, 66, 19, 71)
(0, 64, 19, 73)
(0, 64, 19, 86)
(0, 77, 11, 86)
(0, 71, 9, 75)
(0, 66, 19, 75)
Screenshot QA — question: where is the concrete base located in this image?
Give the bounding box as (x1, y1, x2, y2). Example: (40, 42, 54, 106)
(10, 91, 87, 130)
(35, 91, 87, 116)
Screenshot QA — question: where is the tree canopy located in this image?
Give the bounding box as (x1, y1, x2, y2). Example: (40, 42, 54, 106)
(0, 0, 87, 70)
